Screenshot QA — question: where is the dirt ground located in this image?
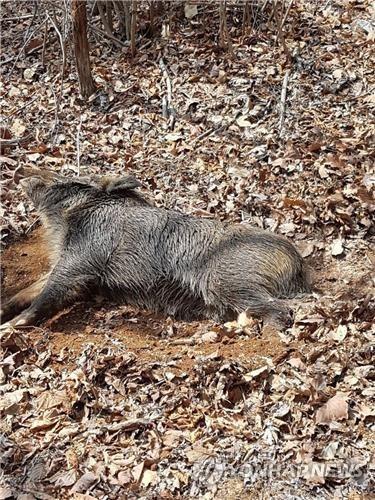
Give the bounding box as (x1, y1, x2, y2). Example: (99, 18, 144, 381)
(1, 222, 373, 500)
(1, 227, 291, 372)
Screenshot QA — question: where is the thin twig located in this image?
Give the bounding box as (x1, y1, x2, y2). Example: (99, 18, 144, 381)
(159, 59, 172, 105)
(1, 14, 35, 22)
(41, 17, 48, 66)
(23, 2, 39, 45)
(138, 39, 152, 52)
(280, 0, 293, 31)
(194, 116, 237, 144)
(97, 1, 124, 48)
(9, 94, 39, 117)
(91, 26, 126, 47)
(9, 21, 46, 76)
(50, 83, 60, 144)
(169, 337, 196, 346)
(272, 0, 290, 59)
(279, 68, 290, 134)
(76, 114, 83, 176)
(26, 43, 44, 55)
(113, 0, 125, 36)
(219, 0, 233, 55)
(46, 12, 66, 99)
(159, 57, 176, 130)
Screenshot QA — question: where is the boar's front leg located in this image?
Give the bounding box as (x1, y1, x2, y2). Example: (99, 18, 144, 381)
(1, 274, 49, 324)
(1, 259, 94, 328)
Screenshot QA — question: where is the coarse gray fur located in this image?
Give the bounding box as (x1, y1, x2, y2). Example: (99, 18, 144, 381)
(1, 174, 311, 328)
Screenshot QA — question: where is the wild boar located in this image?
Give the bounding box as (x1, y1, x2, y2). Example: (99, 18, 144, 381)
(1, 174, 310, 329)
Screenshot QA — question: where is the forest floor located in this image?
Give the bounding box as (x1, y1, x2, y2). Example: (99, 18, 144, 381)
(1, 1, 374, 499)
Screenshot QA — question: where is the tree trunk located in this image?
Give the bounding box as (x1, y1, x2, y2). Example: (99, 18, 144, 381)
(71, 0, 96, 99)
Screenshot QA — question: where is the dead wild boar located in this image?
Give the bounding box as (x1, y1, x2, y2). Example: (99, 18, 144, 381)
(1, 174, 311, 329)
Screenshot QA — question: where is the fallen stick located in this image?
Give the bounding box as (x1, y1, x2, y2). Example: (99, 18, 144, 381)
(1, 14, 35, 22)
(278, 68, 290, 134)
(0, 133, 32, 147)
(194, 115, 238, 144)
(280, 0, 294, 31)
(9, 94, 39, 117)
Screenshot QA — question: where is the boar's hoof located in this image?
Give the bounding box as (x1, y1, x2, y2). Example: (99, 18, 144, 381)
(0, 321, 14, 331)
(0, 312, 34, 330)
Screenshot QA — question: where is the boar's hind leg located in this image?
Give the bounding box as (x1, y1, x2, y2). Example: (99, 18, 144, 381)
(1, 274, 49, 324)
(2, 261, 93, 328)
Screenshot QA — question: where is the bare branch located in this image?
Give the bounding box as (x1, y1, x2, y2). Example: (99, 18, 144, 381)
(97, 1, 123, 48)
(8, 20, 46, 75)
(46, 12, 66, 99)
(91, 26, 126, 47)
(131, 0, 137, 57)
(76, 114, 83, 176)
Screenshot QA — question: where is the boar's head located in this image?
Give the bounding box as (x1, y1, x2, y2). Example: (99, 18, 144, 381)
(19, 173, 150, 215)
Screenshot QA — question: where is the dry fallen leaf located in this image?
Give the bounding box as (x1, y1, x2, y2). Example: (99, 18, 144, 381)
(132, 462, 145, 483)
(236, 115, 252, 127)
(117, 470, 132, 486)
(331, 239, 344, 256)
(288, 357, 306, 371)
(296, 241, 315, 258)
(302, 461, 326, 485)
(141, 469, 157, 488)
(71, 472, 98, 493)
(185, 446, 212, 463)
(10, 118, 26, 137)
(331, 324, 348, 342)
(23, 66, 37, 81)
(52, 469, 78, 488)
(321, 441, 339, 460)
(0, 388, 28, 413)
(184, 3, 198, 19)
(318, 164, 329, 178)
(200, 331, 219, 343)
(316, 394, 349, 425)
(0, 487, 13, 500)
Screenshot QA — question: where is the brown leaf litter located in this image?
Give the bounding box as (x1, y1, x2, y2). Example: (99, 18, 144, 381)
(1, 1, 374, 498)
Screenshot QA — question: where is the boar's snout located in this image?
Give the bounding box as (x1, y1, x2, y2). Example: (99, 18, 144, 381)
(19, 176, 50, 206)
(20, 175, 46, 191)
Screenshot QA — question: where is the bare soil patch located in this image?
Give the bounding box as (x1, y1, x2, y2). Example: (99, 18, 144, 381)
(2, 230, 288, 372)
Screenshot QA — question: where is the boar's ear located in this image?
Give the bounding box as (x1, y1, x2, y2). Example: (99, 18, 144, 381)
(104, 175, 142, 194)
